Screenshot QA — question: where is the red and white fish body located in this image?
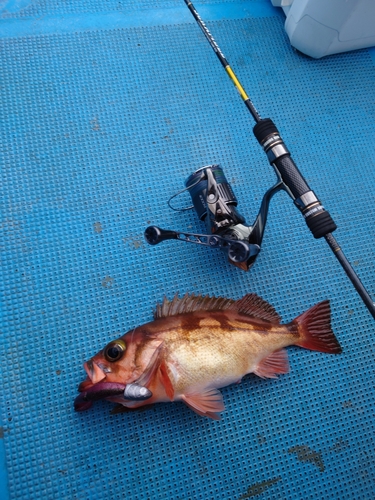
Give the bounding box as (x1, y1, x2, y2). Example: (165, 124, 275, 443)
(75, 293, 341, 419)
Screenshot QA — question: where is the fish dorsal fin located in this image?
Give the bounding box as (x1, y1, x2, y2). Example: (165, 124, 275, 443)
(228, 293, 281, 323)
(154, 293, 235, 319)
(154, 292, 281, 323)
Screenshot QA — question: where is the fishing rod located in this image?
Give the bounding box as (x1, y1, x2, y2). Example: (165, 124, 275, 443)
(145, 0, 375, 320)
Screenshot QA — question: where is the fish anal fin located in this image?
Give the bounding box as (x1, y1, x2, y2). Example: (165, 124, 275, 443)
(254, 349, 290, 379)
(229, 294, 281, 323)
(182, 389, 225, 419)
(159, 361, 175, 401)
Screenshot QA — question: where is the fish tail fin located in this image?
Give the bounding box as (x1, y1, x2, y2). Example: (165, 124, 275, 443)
(291, 300, 342, 354)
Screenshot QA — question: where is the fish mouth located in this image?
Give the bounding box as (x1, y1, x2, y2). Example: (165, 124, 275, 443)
(74, 382, 126, 412)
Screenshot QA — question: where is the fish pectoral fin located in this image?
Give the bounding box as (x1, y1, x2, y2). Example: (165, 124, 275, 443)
(159, 361, 175, 400)
(182, 389, 225, 420)
(135, 342, 164, 388)
(254, 349, 290, 379)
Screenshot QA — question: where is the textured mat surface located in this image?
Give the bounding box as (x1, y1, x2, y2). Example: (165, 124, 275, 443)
(1, 1, 375, 499)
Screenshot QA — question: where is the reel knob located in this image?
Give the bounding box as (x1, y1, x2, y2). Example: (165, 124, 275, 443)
(144, 226, 178, 245)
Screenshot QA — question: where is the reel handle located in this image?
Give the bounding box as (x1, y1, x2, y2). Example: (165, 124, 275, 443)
(144, 226, 260, 265)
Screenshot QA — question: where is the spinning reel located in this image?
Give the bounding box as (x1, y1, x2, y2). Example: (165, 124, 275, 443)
(145, 164, 283, 271)
(145, 0, 375, 319)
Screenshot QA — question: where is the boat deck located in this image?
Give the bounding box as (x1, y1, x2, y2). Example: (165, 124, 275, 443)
(1, 1, 375, 499)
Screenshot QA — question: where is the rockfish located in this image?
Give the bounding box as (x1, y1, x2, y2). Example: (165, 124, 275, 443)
(74, 293, 341, 419)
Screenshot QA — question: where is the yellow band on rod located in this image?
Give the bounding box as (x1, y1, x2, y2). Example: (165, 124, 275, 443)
(225, 66, 249, 101)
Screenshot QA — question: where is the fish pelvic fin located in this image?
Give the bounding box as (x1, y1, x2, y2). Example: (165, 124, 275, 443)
(291, 300, 342, 354)
(254, 349, 290, 379)
(182, 389, 225, 420)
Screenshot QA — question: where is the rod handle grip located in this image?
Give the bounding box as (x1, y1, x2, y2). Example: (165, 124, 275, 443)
(272, 155, 337, 238)
(272, 155, 310, 199)
(253, 118, 309, 198)
(253, 118, 337, 238)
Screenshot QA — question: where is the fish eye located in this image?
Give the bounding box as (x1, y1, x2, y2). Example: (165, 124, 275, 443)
(103, 339, 126, 362)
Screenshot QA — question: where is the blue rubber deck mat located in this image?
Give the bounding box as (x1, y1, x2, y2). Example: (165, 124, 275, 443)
(1, 1, 375, 499)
